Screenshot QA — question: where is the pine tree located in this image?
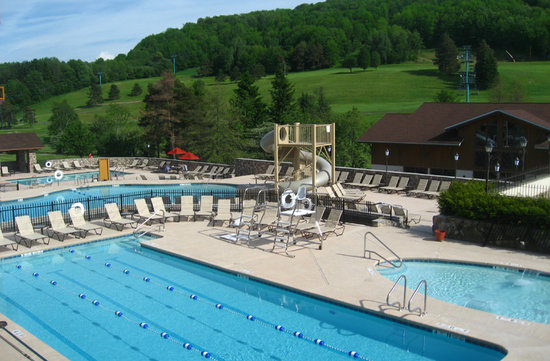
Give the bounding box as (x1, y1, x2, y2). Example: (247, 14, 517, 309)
(230, 72, 266, 129)
(434, 33, 460, 75)
(108, 84, 120, 100)
(269, 68, 296, 124)
(475, 40, 499, 90)
(129, 83, 142, 96)
(86, 83, 103, 107)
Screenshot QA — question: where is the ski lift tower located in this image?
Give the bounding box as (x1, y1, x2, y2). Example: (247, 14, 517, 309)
(459, 46, 476, 103)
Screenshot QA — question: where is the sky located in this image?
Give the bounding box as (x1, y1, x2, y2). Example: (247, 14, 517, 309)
(0, 0, 315, 63)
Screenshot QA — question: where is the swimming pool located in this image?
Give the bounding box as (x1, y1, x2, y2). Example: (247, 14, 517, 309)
(377, 260, 550, 325)
(0, 236, 505, 361)
(10, 171, 129, 185)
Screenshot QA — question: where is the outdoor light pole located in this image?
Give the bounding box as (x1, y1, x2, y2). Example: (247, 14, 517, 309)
(519, 138, 527, 178)
(485, 143, 493, 192)
(171, 54, 177, 74)
(454, 153, 459, 178)
(147, 144, 150, 158)
(384, 148, 390, 173)
(547, 133, 550, 174)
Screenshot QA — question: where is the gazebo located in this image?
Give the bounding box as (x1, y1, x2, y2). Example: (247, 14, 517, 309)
(0, 133, 44, 173)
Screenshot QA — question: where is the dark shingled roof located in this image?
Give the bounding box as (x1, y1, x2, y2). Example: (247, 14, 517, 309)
(0, 133, 44, 152)
(358, 103, 550, 146)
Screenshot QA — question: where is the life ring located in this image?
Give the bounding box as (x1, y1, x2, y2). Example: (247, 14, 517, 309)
(54, 170, 63, 181)
(46, 177, 53, 184)
(45, 161, 52, 168)
(302, 198, 313, 211)
(70, 202, 85, 216)
(281, 189, 296, 209)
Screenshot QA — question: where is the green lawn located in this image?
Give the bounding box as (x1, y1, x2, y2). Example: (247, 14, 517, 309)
(3, 58, 549, 161)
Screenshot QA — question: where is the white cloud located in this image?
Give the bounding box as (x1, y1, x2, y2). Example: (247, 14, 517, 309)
(98, 51, 115, 60)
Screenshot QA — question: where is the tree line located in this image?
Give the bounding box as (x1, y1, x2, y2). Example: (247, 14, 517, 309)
(47, 69, 369, 167)
(1, 0, 548, 112)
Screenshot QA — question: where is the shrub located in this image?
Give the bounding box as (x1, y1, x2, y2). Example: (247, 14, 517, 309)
(438, 181, 550, 230)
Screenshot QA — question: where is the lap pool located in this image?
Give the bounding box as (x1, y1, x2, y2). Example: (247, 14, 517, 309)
(0, 236, 505, 361)
(378, 260, 550, 325)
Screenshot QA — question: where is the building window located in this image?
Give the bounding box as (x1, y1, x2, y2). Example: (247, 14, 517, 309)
(501, 120, 526, 148)
(475, 120, 498, 147)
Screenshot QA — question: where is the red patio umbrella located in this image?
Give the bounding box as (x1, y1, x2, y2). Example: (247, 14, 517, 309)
(179, 152, 200, 160)
(167, 147, 186, 155)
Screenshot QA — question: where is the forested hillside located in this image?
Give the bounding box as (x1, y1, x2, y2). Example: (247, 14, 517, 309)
(1, 0, 548, 112)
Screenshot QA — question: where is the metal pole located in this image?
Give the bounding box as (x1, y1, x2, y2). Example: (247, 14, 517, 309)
(171, 55, 177, 74)
(485, 151, 490, 192)
(465, 47, 470, 103)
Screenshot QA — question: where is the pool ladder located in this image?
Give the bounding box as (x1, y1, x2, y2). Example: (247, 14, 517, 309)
(133, 211, 165, 238)
(386, 275, 428, 316)
(363, 231, 402, 268)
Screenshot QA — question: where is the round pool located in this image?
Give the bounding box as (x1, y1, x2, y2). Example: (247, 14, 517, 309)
(378, 260, 550, 324)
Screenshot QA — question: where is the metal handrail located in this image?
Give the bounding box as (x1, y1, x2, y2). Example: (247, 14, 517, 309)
(133, 210, 165, 238)
(408, 280, 428, 316)
(364, 231, 402, 268)
(386, 274, 407, 310)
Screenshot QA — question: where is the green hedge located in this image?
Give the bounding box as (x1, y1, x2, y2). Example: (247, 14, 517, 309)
(438, 181, 550, 230)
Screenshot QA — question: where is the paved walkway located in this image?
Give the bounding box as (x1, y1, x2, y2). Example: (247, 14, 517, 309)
(0, 169, 549, 360)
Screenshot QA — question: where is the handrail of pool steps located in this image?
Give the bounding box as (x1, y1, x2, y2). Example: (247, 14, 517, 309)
(408, 279, 428, 316)
(133, 210, 166, 238)
(0, 320, 49, 361)
(363, 231, 403, 268)
(386, 274, 407, 310)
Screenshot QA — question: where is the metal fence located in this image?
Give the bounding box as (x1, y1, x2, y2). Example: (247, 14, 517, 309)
(493, 167, 550, 199)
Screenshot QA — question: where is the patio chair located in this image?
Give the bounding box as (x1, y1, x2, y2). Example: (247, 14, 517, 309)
(232, 199, 259, 244)
(185, 165, 204, 179)
(0, 226, 18, 251)
(33, 164, 44, 173)
(15, 215, 50, 248)
(136, 159, 149, 168)
(345, 172, 364, 187)
(332, 183, 365, 202)
(295, 205, 326, 234)
(103, 203, 138, 231)
(194, 195, 214, 221)
(332, 170, 341, 183)
(418, 180, 441, 198)
(280, 166, 294, 181)
(73, 161, 85, 169)
(255, 165, 275, 182)
(135, 199, 165, 224)
(381, 177, 410, 193)
(391, 205, 421, 228)
(151, 197, 178, 221)
(47, 211, 83, 241)
(338, 171, 349, 183)
(69, 208, 103, 236)
(128, 159, 139, 168)
(211, 199, 232, 226)
(202, 166, 219, 179)
(62, 161, 73, 170)
(177, 195, 195, 221)
(1, 166, 10, 176)
(363, 174, 382, 189)
(407, 179, 429, 197)
(379, 176, 399, 192)
(301, 208, 344, 250)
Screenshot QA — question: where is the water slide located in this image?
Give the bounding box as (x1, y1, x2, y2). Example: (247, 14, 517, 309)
(260, 130, 331, 192)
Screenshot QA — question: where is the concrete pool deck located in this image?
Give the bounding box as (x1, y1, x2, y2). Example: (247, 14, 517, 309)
(0, 171, 549, 360)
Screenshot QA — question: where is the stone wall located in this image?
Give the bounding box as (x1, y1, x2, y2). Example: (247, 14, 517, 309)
(433, 214, 550, 254)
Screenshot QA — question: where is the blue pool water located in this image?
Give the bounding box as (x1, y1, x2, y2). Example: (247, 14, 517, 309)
(0, 237, 505, 361)
(10, 171, 129, 185)
(378, 260, 550, 324)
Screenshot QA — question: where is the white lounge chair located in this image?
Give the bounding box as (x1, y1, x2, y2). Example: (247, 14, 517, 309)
(151, 197, 178, 221)
(69, 208, 103, 236)
(194, 195, 214, 221)
(177, 196, 195, 221)
(48, 211, 83, 241)
(15, 215, 50, 248)
(0, 226, 18, 251)
(211, 199, 232, 226)
(104, 203, 138, 231)
(134, 199, 165, 224)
